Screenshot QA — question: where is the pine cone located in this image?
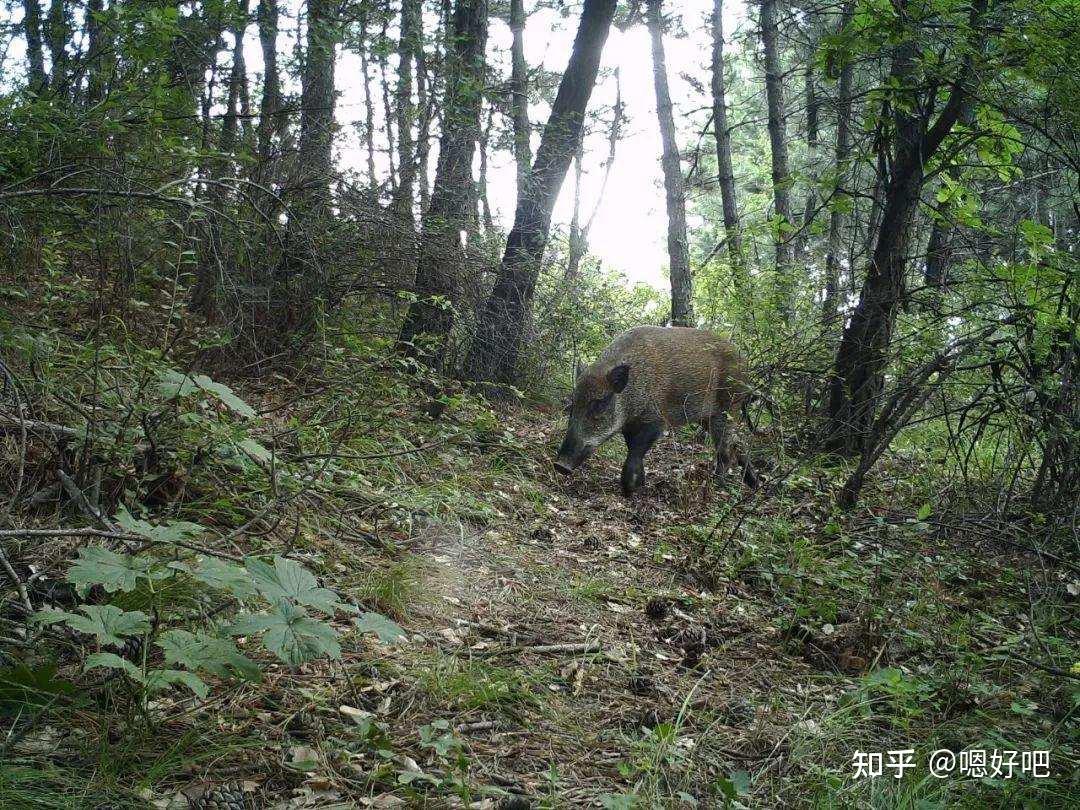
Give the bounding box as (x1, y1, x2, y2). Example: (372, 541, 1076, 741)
(189, 782, 254, 810)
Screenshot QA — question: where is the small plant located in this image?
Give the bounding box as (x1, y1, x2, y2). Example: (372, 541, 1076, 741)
(34, 515, 404, 707)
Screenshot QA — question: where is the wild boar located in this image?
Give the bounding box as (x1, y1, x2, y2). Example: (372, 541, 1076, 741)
(553, 326, 758, 495)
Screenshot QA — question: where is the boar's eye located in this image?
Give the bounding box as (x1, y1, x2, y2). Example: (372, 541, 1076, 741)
(587, 393, 613, 418)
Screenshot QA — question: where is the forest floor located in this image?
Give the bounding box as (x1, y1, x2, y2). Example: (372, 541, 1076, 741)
(1, 298, 1077, 809)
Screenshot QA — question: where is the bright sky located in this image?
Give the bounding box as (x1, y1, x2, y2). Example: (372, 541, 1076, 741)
(2, 0, 750, 288)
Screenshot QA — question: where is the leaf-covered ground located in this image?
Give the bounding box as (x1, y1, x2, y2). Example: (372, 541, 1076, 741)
(1, 298, 1077, 809)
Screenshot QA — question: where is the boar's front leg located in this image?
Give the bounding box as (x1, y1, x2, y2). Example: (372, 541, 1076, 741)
(621, 421, 663, 496)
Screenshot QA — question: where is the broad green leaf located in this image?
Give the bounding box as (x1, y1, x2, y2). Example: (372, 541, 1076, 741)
(238, 438, 273, 462)
(246, 556, 354, 615)
(194, 375, 256, 418)
(85, 652, 144, 682)
(0, 661, 76, 713)
(67, 546, 156, 593)
(917, 502, 932, 521)
(231, 602, 341, 667)
(114, 505, 206, 544)
(35, 605, 149, 648)
(158, 629, 261, 681)
(181, 556, 257, 598)
(157, 370, 256, 418)
(145, 668, 209, 699)
(355, 611, 406, 644)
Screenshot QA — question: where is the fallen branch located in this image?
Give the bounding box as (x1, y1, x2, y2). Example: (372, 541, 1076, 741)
(0, 415, 84, 439)
(0, 527, 244, 563)
(0, 546, 32, 617)
(484, 641, 603, 657)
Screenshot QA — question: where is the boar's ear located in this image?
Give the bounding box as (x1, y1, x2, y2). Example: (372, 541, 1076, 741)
(607, 364, 630, 393)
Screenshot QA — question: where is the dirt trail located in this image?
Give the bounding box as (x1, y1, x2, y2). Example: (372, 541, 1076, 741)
(381, 418, 819, 806)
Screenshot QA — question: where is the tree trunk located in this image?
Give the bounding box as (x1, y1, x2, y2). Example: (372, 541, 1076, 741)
(760, 0, 794, 308)
(255, 0, 282, 189)
(84, 0, 110, 104)
(647, 0, 693, 326)
(798, 34, 820, 261)
(510, 0, 532, 194)
(477, 106, 495, 234)
(391, 0, 421, 228)
(710, 0, 743, 276)
(824, 0, 984, 454)
(358, 7, 378, 189)
(416, 39, 432, 211)
(296, 0, 337, 215)
(378, 9, 397, 189)
(821, 2, 854, 325)
(45, 0, 69, 97)
(465, 0, 618, 384)
(398, 0, 489, 369)
(21, 0, 47, 92)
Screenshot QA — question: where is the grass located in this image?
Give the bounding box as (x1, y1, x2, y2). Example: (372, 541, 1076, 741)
(415, 653, 545, 717)
(348, 555, 426, 620)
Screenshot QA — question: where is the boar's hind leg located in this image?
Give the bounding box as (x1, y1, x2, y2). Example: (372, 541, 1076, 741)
(709, 413, 733, 478)
(621, 421, 663, 496)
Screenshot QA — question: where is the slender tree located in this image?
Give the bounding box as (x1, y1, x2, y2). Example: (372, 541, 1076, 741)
(392, 0, 421, 226)
(21, 0, 47, 92)
(465, 0, 619, 384)
(760, 0, 794, 307)
(256, 0, 283, 187)
(824, 0, 988, 455)
(821, 1, 854, 324)
(710, 0, 743, 275)
(509, 0, 532, 192)
(358, 7, 379, 188)
(647, 0, 693, 326)
(296, 0, 338, 215)
(798, 30, 820, 260)
(398, 0, 489, 369)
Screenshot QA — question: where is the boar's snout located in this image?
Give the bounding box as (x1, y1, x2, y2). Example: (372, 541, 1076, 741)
(554, 429, 592, 474)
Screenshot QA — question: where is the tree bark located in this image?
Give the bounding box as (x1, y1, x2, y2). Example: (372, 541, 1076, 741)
(647, 0, 693, 326)
(823, 0, 986, 455)
(821, 2, 854, 325)
(256, 0, 282, 189)
(760, 0, 794, 308)
(296, 0, 337, 215)
(510, 0, 532, 194)
(710, 0, 743, 276)
(358, 7, 378, 189)
(84, 0, 110, 104)
(465, 0, 618, 384)
(798, 32, 820, 261)
(45, 0, 69, 97)
(391, 0, 421, 227)
(398, 0, 489, 369)
(21, 0, 47, 92)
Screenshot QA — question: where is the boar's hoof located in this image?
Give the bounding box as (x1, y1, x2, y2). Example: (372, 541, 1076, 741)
(621, 463, 644, 497)
(553, 460, 574, 475)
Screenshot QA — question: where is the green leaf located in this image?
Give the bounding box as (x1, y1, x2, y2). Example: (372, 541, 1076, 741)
(194, 375, 256, 418)
(158, 629, 261, 681)
(355, 612, 406, 643)
(184, 556, 257, 598)
(36, 605, 150, 648)
(916, 502, 932, 521)
(246, 556, 354, 615)
(85, 652, 144, 682)
(144, 668, 209, 699)
(157, 370, 256, 418)
(67, 546, 156, 593)
(0, 661, 77, 714)
(238, 438, 273, 462)
(114, 505, 206, 544)
(230, 602, 341, 667)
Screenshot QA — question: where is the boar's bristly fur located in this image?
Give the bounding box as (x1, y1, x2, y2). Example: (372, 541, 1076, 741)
(554, 326, 758, 496)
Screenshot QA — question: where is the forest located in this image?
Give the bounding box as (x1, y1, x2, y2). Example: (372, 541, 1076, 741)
(0, 0, 1077, 806)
